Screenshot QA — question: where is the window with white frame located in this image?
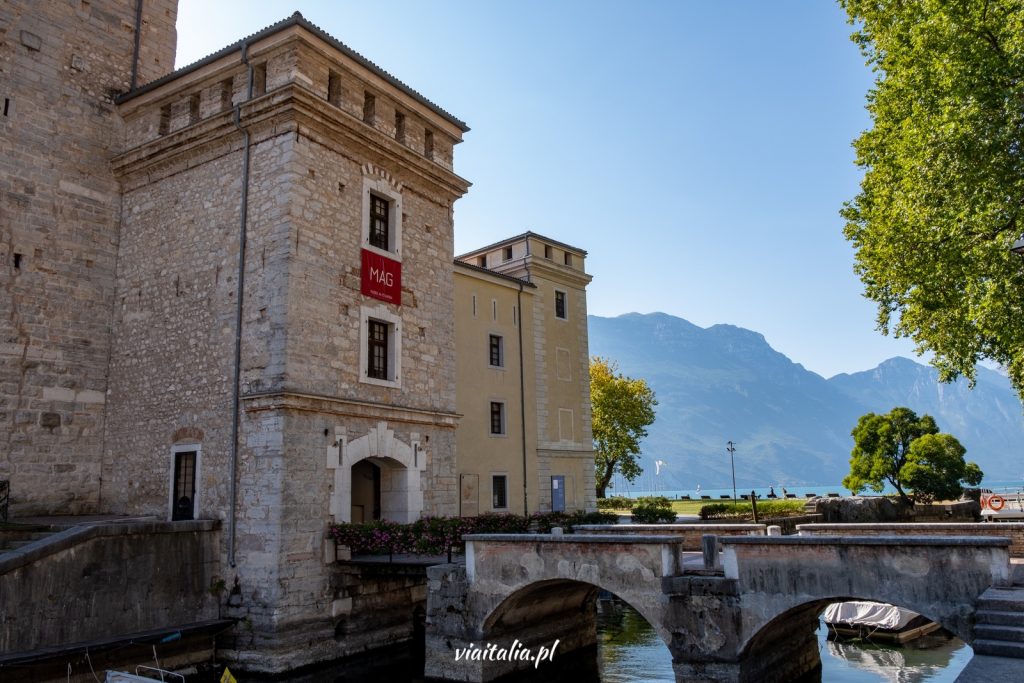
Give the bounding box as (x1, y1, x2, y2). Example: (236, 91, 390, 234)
(492, 474, 508, 510)
(489, 401, 506, 435)
(362, 175, 403, 257)
(489, 334, 504, 368)
(359, 304, 401, 387)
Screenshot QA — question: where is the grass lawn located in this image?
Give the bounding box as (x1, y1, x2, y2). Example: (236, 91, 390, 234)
(603, 498, 807, 518)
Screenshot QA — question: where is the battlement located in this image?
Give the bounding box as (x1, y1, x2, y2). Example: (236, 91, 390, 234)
(116, 14, 465, 172)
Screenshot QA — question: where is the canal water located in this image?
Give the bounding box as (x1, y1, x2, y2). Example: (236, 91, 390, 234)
(263, 599, 971, 682)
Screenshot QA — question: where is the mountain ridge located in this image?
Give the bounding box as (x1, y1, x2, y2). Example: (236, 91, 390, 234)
(587, 312, 1023, 490)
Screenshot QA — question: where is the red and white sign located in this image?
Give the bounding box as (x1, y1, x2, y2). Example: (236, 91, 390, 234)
(361, 249, 402, 305)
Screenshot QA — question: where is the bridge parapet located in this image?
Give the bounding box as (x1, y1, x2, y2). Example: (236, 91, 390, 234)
(574, 524, 765, 550)
(797, 522, 1024, 557)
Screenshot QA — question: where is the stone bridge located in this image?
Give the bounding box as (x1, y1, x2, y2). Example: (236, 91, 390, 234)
(425, 532, 1013, 683)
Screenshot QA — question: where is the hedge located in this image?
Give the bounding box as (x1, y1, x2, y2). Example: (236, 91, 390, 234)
(699, 500, 806, 520)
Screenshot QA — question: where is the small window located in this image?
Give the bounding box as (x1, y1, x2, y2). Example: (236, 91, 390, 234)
(327, 70, 342, 107)
(395, 111, 406, 143)
(477, 255, 486, 268)
(564, 252, 573, 267)
(491, 299, 497, 321)
(472, 294, 477, 317)
(503, 246, 513, 261)
(554, 290, 567, 320)
(363, 91, 376, 124)
(252, 63, 267, 97)
(424, 129, 434, 159)
(489, 335, 504, 367)
(369, 194, 390, 250)
(219, 78, 233, 111)
(490, 401, 505, 435)
(492, 475, 508, 510)
(367, 319, 389, 380)
(544, 245, 552, 259)
(158, 103, 171, 135)
(188, 93, 200, 124)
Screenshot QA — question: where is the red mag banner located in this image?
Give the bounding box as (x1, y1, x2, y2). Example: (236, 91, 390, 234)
(361, 249, 402, 306)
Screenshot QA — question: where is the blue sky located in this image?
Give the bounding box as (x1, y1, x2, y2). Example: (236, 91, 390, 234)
(174, 0, 923, 378)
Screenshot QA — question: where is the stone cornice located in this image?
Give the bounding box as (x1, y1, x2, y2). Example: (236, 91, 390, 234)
(492, 256, 593, 289)
(112, 84, 471, 200)
(242, 390, 461, 429)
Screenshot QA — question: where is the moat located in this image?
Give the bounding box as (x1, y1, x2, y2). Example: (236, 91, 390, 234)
(257, 599, 970, 683)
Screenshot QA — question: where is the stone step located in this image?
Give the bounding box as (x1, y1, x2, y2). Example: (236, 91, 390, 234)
(975, 609, 1024, 627)
(975, 587, 1024, 612)
(974, 624, 1024, 643)
(972, 638, 1024, 658)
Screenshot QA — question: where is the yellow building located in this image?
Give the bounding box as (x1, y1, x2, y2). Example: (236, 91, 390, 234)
(455, 232, 595, 515)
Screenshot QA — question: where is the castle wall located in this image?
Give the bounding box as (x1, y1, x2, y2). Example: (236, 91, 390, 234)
(0, 0, 177, 515)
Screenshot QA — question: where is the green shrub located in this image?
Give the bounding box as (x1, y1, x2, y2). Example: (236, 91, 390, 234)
(699, 499, 806, 520)
(630, 496, 677, 523)
(597, 495, 633, 510)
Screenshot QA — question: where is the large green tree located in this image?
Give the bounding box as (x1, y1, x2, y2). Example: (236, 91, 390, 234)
(840, 0, 1024, 396)
(590, 357, 657, 499)
(843, 406, 983, 503)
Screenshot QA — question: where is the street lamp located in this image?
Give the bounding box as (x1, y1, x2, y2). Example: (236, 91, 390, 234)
(726, 441, 737, 504)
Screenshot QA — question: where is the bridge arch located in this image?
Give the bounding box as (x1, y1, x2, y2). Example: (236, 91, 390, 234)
(481, 578, 672, 648)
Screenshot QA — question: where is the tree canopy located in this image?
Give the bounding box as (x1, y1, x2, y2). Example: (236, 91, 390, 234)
(590, 357, 657, 499)
(840, 0, 1024, 397)
(843, 406, 983, 503)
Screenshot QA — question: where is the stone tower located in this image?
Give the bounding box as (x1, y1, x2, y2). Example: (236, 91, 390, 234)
(0, 0, 178, 515)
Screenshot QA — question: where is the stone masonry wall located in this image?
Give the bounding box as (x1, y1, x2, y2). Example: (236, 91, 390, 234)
(0, 520, 219, 654)
(0, 0, 177, 515)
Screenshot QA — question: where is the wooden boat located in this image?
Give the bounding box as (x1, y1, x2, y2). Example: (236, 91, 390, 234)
(823, 601, 941, 644)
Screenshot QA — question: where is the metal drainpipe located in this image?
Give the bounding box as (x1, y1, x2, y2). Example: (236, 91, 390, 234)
(517, 282, 528, 516)
(228, 43, 254, 568)
(518, 245, 531, 515)
(130, 0, 144, 90)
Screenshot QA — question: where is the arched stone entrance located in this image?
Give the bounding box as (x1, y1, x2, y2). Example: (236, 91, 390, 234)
(327, 421, 425, 523)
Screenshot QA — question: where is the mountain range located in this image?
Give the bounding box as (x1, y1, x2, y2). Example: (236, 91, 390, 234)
(587, 312, 1023, 491)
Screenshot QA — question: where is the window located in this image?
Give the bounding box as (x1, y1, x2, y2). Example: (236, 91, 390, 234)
(424, 129, 434, 159)
(490, 401, 505, 435)
(492, 475, 508, 510)
(489, 334, 504, 367)
(564, 252, 573, 267)
(367, 319, 388, 379)
(554, 290, 567, 320)
(544, 245, 552, 259)
(477, 255, 486, 268)
(369, 194, 389, 250)
(252, 62, 267, 96)
(169, 444, 201, 522)
(503, 246, 513, 261)
(327, 70, 342, 107)
(360, 305, 401, 387)
(361, 174, 402, 257)
(363, 91, 376, 124)
(395, 111, 406, 143)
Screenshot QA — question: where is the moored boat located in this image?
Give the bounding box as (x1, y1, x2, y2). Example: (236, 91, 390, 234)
(980, 489, 1024, 521)
(823, 601, 941, 644)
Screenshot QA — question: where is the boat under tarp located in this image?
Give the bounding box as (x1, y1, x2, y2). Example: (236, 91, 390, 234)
(823, 601, 941, 643)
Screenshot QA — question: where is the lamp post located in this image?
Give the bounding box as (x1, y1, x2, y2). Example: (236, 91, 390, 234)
(726, 441, 737, 504)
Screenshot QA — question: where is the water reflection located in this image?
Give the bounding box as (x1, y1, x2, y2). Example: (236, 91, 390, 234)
(258, 599, 971, 682)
